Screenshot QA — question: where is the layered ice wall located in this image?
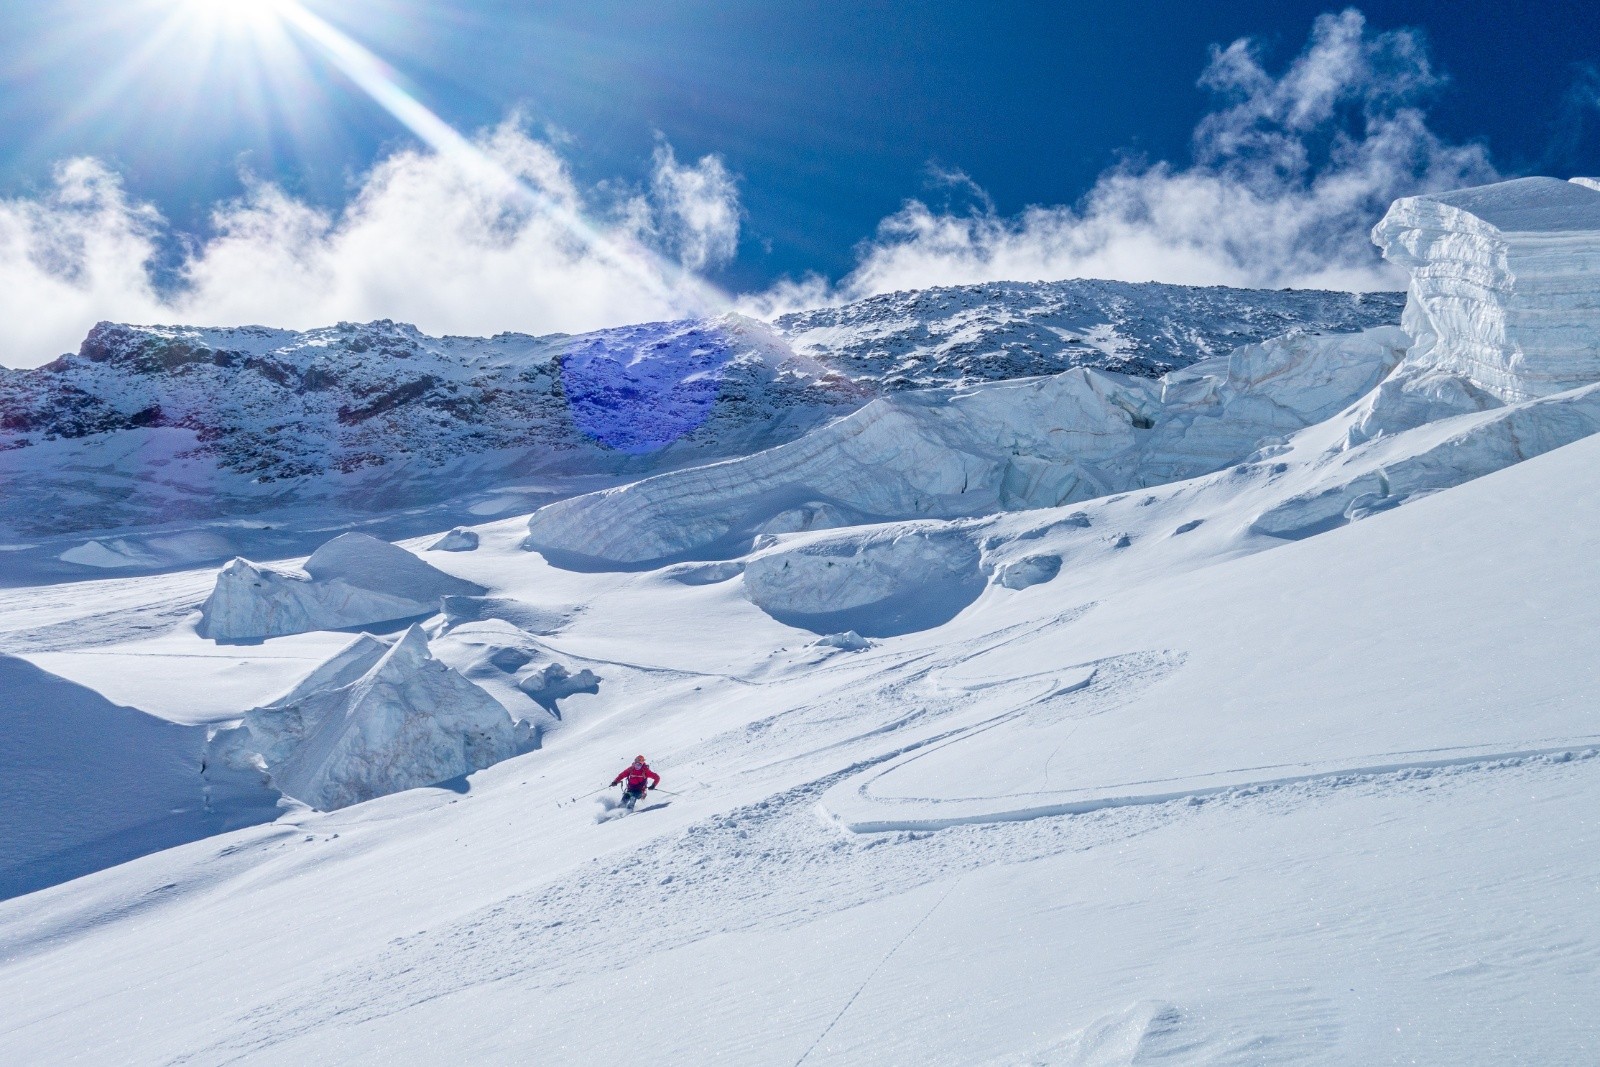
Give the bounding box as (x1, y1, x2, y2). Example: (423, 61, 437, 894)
(524, 327, 1406, 568)
(1372, 177, 1600, 402)
(524, 369, 1159, 567)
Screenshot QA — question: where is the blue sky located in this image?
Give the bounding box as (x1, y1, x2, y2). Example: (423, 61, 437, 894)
(0, 1, 1596, 364)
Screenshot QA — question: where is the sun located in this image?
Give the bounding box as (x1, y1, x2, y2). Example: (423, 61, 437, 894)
(179, 0, 290, 35)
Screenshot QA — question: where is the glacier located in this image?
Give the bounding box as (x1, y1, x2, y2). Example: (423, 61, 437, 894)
(6, 176, 1600, 1065)
(523, 326, 1410, 568)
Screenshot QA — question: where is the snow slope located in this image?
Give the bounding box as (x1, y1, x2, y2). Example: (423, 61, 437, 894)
(0, 655, 278, 900)
(5, 178, 1600, 1065)
(2, 411, 1599, 1063)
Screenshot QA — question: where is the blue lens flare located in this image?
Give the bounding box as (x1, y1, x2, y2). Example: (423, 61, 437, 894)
(559, 321, 735, 455)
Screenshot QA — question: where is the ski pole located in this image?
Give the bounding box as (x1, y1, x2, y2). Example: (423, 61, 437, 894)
(561, 785, 611, 807)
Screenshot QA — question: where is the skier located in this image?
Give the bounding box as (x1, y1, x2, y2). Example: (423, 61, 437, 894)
(610, 755, 660, 811)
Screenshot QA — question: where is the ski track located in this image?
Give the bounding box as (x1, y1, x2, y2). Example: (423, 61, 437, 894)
(176, 747, 1600, 1064)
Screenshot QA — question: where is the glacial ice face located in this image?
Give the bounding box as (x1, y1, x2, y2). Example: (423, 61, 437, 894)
(1141, 326, 1409, 484)
(217, 626, 519, 811)
(524, 369, 1155, 567)
(1372, 176, 1600, 403)
(1252, 380, 1600, 539)
(525, 327, 1406, 569)
(197, 533, 484, 641)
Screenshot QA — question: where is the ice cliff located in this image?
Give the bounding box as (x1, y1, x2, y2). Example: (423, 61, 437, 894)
(524, 327, 1410, 567)
(1372, 176, 1600, 402)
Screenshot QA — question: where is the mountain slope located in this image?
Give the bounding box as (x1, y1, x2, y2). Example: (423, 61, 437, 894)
(775, 278, 1402, 384)
(0, 281, 1399, 550)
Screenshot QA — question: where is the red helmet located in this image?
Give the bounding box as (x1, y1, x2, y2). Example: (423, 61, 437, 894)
(634, 755, 646, 764)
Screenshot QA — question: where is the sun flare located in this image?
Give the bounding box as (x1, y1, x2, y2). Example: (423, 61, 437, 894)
(179, 0, 289, 34)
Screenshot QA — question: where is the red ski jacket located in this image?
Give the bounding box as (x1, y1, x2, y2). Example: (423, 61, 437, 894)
(612, 762, 660, 790)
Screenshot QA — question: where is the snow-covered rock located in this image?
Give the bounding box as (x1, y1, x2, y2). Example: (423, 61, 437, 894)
(1373, 176, 1600, 402)
(218, 626, 519, 811)
(0, 315, 861, 540)
(196, 532, 484, 641)
(775, 278, 1402, 385)
(993, 554, 1063, 590)
(516, 662, 601, 713)
(428, 527, 480, 552)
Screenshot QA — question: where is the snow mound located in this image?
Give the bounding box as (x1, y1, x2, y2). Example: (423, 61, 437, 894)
(1373, 176, 1600, 402)
(0, 655, 276, 900)
(197, 532, 484, 641)
(428, 527, 479, 552)
(487, 646, 534, 673)
(58, 539, 161, 569)
(214, 626, 519, 811)
(57, 531, 238, 571)
(1000, 1001, 1190, 1066)
(438, 594, 575, 635)
(810, 630, 872, 652)
(661, 560, 746, 585)
(743, 526, 984, 637)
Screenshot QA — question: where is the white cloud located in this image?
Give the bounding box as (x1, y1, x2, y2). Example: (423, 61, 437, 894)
(643, 141, 741, 272)
(0, 160, 171, 364)
(0, 125, 739, 367)
(749, 8, 1498, 316)
(0, 9, 1505, 365)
